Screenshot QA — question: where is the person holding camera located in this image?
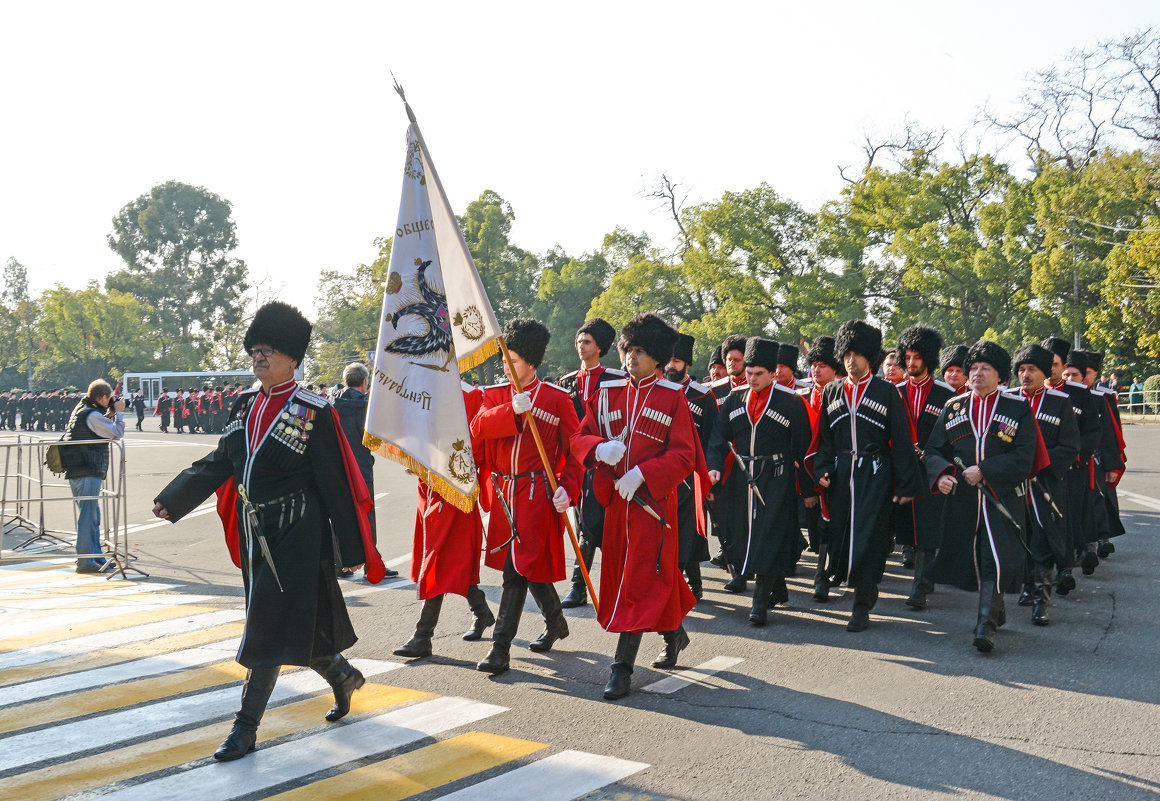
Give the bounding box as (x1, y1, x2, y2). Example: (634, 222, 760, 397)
(62, 380, 125, 573)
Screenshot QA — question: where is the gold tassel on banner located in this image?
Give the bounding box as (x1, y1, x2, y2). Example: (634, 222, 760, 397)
(363, 432, 479, 514)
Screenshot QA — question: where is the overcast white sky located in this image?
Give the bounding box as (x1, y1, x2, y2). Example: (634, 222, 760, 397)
(1, 2, 1156, 316)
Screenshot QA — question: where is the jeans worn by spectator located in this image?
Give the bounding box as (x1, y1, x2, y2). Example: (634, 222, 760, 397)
(70, 476, 105, 568)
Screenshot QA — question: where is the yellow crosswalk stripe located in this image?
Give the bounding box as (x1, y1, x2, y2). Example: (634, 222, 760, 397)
(266, 730, 548, 801)
(0, 578, 165, 600)
(0, 604, 219, 651)
(0, 622, 245, 688)
(6, 683, 432, 801)
(0, 658, 248, 734)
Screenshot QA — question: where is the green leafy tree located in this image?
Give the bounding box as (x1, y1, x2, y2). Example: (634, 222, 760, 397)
(458, 190, 539, 324)
(106, 180, 249, 365)
(309, 237, 393, 384)
(532, 246, 612, 378)
(35, 283, 154, 388)
(1, 258, 37, 388)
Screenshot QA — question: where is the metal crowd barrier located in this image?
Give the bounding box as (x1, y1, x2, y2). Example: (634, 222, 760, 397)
(1119, 388, 1160, 423)
(0, 435, 143, 578)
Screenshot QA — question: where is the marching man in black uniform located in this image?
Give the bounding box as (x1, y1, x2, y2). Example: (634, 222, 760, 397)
(893, 324, 956, 611)
(152, 302, 384, 761)
(665, 332, 718, 599)
(808, 320, 923, 632)
(707, 337, 814, 626)
(708, 334, 748, 587)
(940, 345, 970, 397)
(925, 341, 1039, 652)
(1011, 343, 1079, 625)
(557, 318, 624, 609)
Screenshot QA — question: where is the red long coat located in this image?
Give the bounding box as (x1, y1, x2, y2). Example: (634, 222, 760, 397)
(572, 374, 698, 633)
(411, 382, 486, 599)
(470, 377, 582, 583)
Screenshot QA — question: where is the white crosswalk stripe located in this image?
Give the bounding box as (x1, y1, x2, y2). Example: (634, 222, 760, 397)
(1, 594, 219, 639)
(435, 749, 649, 801)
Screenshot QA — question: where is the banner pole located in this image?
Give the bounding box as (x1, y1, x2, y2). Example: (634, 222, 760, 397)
(496, 336, 599, 616)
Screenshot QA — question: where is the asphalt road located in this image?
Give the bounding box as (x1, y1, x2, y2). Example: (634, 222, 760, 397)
(5, 419, 1159, 800)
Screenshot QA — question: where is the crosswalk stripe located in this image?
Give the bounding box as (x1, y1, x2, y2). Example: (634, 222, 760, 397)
(92, 695, 510, 801)
(0, 577, 177, 600)
(642, 656, 745, 694)
(127, 504, 217, 534)
(266, 731, 548, 801)
(0, 565, 75, 586)
(0, 638, 242, 707)
(434, 749, 649, 800)
(0, 569, 113, 590)
(0, 594, 218, 639)
(0, 658, 402, 773)
(0, 607, 239, 667)
(0, 581, 184, 612)
(1118, 489, 1160, 511)
(0, 620, 245, 686)
(0, 559, 72, 571)
(5, 683, 434, 801)
(0, 654, 249, 735)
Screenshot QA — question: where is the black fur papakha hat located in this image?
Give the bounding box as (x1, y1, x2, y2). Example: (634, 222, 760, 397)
(745, 337, 780, 371)
(940, 344, 969, 371)
(896, 325, 943, 372)
(1040, 336, 1071, 361)
(777, 343, 799, 371)
(1082, 350, 1105, 373)
(966, 340, 1012, 383)
(1065, 349, 1089, 374)
(673, 333, 695, 365)
(1013, 343, 1053, 377)
(805, 336, 840, 371)
(619, 313, 678, 367)
(245, 301, 312, 364)
(709, 343, 724, 368)
(504, 318, 551, 367)
(721, 334, 748, 358)
(577, 318, 616, 357)
(835, 320, 882, 365)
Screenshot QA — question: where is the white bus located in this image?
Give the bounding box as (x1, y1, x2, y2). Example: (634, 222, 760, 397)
(121, 369, 303, 407)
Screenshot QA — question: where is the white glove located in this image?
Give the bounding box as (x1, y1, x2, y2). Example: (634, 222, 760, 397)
(552, 486, 570, 512)
(615, 466, 645, 500)
(511, 392, 532, 414)
(595, 439, 626, 466)
(708, 470, 721, 485)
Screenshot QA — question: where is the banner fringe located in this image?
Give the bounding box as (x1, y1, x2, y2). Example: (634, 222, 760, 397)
(362, 432, 479, 514)
(456, 337, 500, 374)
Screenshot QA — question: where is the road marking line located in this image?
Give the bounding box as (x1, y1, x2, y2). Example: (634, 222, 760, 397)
(434, 749, 649, 801)
(127, 505, 217, 534)
(0, 638, 241, 708)
(642, 656, 745, 694)
(385, 553, 413, 568)
(1118, 489, 1160, 511)
(0, 559, 73, 571)
(128, 500, 215, 529)
(5, 684, 434, 801)
(0, 620, 245, 686)
(0, 594, 217, 639)
(0, 655, 248, 735)
(0, 658, 402, 774)
(266, 731, 547, 801)
(0, 577, 180, 600)
(92, 696, 509, 801)
(0, 580, 184, 610)
(0, 607, 237, 663)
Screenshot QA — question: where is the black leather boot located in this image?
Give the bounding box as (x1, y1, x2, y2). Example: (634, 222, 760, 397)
(604, 632, 642, 700)
(651, 625, 689, 668)
(847, 584, 878, 632)
(992, 590, 1006, 628)
(684, 560, 703, 601)
(462, 584, 495, 641)
(905, 549, 935, 610)
(723, 563, 748, 593)
(214, 666, 280, 760)
(709, 544, 728, 568)
(1096, 538, 1115, 557)
(767, 574, 789, 607)
(310, 654, 365, 721)
(1031, 565, 1051, 626)
(1056, 567, 1076, 595)
(749, 575, 771, 627)
(813, 544, 830, 602)
(901, 544, 916, 569)
(1080, 545, 1100, 575)
(527, 582, 569, 652)
(560, 537, 595, 609)
(393, 595, 443, 658)
(973, 580, 998, 652)
(477, 584, 526, 674)
(1017, 582, 1034, 607)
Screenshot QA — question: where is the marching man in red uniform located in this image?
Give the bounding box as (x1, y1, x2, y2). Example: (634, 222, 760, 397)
(470, 319, 583, 676)
(572, 314, 699, 700)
